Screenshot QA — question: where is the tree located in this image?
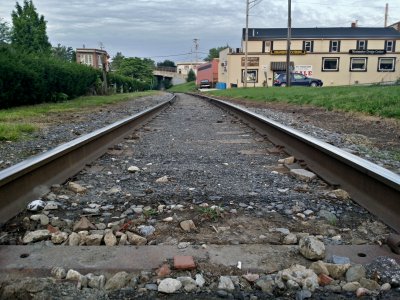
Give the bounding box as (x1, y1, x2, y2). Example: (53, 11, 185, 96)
(116, 57, 155, 83)
(204, 46, 228, 62)
(111, 52, 125, 71)
(157, 60, 175, 68)
(52, 44, 75, 62)
(187, 69, 196, 82)
(0, 18, 11, 44)
(11, 0, 51, 54)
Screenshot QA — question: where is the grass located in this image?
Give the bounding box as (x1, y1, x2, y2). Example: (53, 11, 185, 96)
(168, 82, 197, 93)
(0, 91, 159, 141)
(207, 85, 400, 119)
(198, 207, 222, 221)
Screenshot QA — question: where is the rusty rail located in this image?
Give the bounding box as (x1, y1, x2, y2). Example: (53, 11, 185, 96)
(191, 93, 400, 233)
(0, 95, 175, 225)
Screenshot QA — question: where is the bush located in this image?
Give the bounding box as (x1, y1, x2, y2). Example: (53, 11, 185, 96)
(108, 73, 151, 93)
(0, 47, 99, 108)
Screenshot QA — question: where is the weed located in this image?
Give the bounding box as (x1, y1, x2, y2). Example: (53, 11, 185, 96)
(198, 207, 222, 221)
(143, 208, 158, 218)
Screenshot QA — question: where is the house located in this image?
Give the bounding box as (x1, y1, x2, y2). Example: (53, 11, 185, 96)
(76, 48, 110, 71)
(176, 62, 205, 76)
(219, 26, 400, 87)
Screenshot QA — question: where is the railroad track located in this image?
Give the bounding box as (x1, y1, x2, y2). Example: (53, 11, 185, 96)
(0, 92, 399, 298)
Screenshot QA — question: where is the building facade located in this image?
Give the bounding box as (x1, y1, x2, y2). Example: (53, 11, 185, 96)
(196, 59, 219, 88)
(219, 27, 400, 88)
(76, 48, 110, 71)
(176, 62, 204, 76)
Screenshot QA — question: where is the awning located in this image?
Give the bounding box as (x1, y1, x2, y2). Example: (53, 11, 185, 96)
(270, 61, 294, 71)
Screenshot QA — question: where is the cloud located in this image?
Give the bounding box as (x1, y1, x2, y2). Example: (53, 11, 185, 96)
(0, 0, 399, 61)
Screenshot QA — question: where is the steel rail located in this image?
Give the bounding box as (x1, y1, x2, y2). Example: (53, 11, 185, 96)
(0, 95, 175, 225)
(191, 93, 400, 233)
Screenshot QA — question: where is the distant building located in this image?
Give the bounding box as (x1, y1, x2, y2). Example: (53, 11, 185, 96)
(196, 59, 219, 88)
(176, 62, 205, 76)
(76, 48, 110, 71)
(219, 26, 400, 88)
(390, 21, 400, 32)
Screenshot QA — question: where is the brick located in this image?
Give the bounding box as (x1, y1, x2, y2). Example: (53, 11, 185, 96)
(174, 256, 196, 270)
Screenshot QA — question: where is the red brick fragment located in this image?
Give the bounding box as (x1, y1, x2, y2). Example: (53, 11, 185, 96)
(47, 225, 59, 234)
(156, 264, 171, 277)
(318, 273, 334, 286)
(174, 255, 196, 270)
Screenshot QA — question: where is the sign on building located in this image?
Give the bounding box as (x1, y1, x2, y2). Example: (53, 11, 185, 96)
(241, 57, 259, 67)
(294, 65, 313, 76)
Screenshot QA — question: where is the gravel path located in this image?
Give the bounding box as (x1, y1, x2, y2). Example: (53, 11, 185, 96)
(1, 93, 399, 299)
(0, 93, 171, 170)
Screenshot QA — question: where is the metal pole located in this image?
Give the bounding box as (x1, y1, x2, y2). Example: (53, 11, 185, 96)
(244, 0, 249, 88)
(286, 0, 291, 87)
(384, 3, 388, 27)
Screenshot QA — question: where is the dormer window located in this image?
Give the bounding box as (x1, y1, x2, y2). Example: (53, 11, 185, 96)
(357, 40, 367, 50)
(385, 40, 395, 52)
(329, 40, 341, 52)
(303, 41, 314, 52)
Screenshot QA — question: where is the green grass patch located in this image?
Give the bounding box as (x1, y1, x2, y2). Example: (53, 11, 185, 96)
(0, 91, 159, 141)
(168, 82, 197, 93)
(207, 85, 400, 119)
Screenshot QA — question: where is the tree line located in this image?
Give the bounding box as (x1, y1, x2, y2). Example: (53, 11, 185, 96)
(0, 1, 156, 109)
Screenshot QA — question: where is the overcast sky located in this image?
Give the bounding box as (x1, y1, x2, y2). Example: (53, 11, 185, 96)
(1, 0, 399, 62)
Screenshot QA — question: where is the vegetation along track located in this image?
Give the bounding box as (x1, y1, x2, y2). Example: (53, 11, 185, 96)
(0, 92, 400, 299)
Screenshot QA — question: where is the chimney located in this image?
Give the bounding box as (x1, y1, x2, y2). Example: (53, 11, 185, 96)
(351, 20, 358, 28)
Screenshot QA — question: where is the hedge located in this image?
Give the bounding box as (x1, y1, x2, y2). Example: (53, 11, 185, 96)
(0, 46, 100, 109)
(108, 73, 150, 93)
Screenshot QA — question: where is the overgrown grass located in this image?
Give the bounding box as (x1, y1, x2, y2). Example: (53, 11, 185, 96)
(168, 82, 197, 93)
(0, 91, 159, 141)
(207, 85, 400, 119)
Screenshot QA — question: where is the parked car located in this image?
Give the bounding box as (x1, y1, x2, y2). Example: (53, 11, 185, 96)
(199, 79, 211, 88)
(274, 73, 323, 87)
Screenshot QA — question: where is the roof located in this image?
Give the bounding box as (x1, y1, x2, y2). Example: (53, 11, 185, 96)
(243, 27, 400, 40)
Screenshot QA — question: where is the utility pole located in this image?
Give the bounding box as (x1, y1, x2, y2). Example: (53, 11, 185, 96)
(244, 0, 249, 88)
(193, 38, 199, 63)
(384, 3, 388, 27)
(286, 0, 292, 87)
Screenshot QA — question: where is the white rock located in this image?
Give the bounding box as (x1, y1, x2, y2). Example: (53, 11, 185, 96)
(133, 207, 143, 214)
(105, 271, 130, 290)
(68, 182, 87, 193)
(180, 220, 196, 232)
(104, 230, 117, 246)
(126, 232, 147, 245)
(178, 242, 190, 249)
(303, 209, 314, 216)
(66, 269, 83, 281)
(278, 264, 319, 291)
(44, 201, 59, 210)
(118, 233, 128, 245)
(299, 236, 326, 260)
(27, 200, 46, 212)
(128, 166, 140, 173)
(30, 214, 49, 226)
(283, 233, 298, 245)
(195, 274, 206, 287)
(23, 230, 50, 243)
(51, 232, 68, 244)
(87, 273, 106, 289)
(158, 278, 182, 293)
(290, 169, 317, 182)
(218, 276, 235, 291)
(381, 283, 391, 291)
(51, 267, 67, 279)
(85, 234, 103, 246)
(156, 175, 169, 183)
(69, 232, 81, 246)
(163, 217, 173, 222)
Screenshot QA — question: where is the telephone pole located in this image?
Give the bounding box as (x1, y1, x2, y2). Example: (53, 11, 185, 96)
(384, 3, 388, 27)
(286, 0, 292, 87)
(244, 0, 249, 88)
(193, 38, 199, 63)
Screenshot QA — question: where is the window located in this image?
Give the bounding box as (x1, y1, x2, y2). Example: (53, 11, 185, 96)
(329, 40, 340, 52)
(322, 57, 339, 71)
(357, 40, 367, 50)
(242, 69, 258, 83)
(350, 57, 367, 71)
(385, 40, 395, 52)
(378, 57, 395, 72)
(303, 41, 314, 52)
(263, 41, 273, 53)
